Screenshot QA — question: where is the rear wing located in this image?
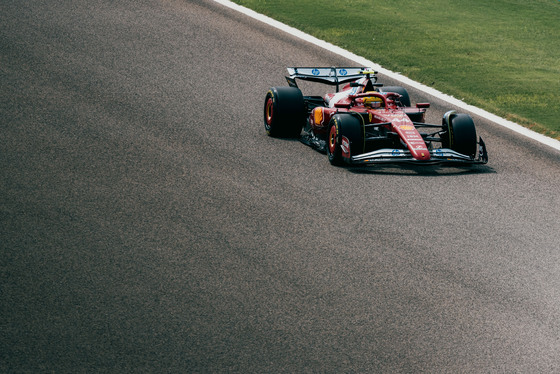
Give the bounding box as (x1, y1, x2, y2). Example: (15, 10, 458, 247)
(286, 67, 377, 92)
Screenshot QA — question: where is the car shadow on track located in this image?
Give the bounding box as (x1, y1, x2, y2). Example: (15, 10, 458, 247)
(348, 164, 496, 176)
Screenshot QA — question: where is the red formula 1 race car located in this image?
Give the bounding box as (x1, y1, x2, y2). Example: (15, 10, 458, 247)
(264, 67, 488, 166)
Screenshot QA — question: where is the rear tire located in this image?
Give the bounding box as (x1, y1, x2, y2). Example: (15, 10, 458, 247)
(380, 86, 411, 107)
(327, 114, 364, 166)
(264, 87, 306, 138)
(441, 112, 477, 157)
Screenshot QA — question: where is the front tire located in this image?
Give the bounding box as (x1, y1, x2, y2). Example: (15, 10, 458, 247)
(264, 87, 306, 138)
(327, 114, 364, 166)
(441, 111, 477, 157)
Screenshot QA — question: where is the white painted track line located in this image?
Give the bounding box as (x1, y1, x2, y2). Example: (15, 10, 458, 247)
(214, 0, 560, 152)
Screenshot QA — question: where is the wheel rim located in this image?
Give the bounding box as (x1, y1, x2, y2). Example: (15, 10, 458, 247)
(328, 125, 337, 154)
(265, 97, 273, 126)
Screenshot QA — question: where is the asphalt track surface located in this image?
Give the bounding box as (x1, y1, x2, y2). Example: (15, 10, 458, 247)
(2, 0, 560, 372)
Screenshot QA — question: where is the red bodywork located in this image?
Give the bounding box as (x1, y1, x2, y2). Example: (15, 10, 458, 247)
(310, 83, 431, 161)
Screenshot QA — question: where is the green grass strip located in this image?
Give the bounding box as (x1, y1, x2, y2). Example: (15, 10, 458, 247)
(233, 0, 560, 139)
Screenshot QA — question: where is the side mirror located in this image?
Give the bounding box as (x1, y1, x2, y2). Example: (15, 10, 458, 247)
(416, 103, 430, 109)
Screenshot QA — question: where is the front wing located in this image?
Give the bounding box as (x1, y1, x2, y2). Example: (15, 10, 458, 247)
(349, 138, 489, 165)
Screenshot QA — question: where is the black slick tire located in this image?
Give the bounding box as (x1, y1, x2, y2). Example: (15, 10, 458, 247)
(441, 112, 477, 157)
(263, 87, 306, 138)
(327, 114, 364, 166)
(379, 86, 411, 107)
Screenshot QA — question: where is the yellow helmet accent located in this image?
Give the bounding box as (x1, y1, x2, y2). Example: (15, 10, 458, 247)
(363, 96, 383, 107)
